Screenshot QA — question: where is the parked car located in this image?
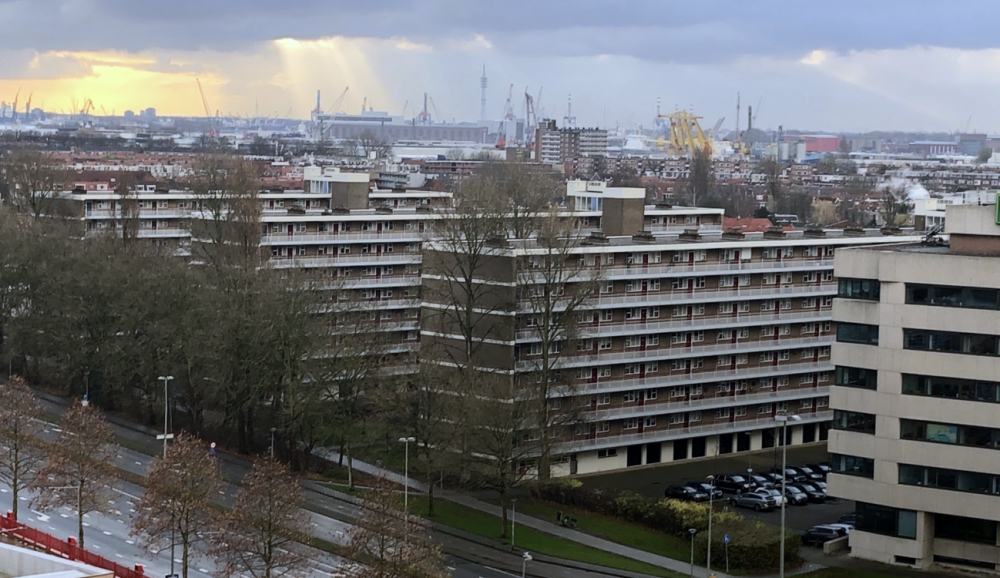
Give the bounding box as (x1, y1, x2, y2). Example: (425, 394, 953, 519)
(789, 465, 824, 481)
(827, 523, 853, 535)
(801, 525, 843, 546)
(747, 474, 775, 490)
(792, 482, 826, 502)
(782, 485, 809, 505)
(685, 481, 723, 501)
(808, 463, 832, 477)
(729, 491, 777, 511)
(770, 467, 806, 483)
(664, 485, 709, 502)
(715, 474, 755, 494)
(811, 480, 828, 492)
(760, 488, 787, 507)
(763, 472, 785, 485)
(838, 513, 857, 525)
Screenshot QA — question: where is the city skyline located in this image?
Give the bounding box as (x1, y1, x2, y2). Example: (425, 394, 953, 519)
(2, 1, 1000, 132)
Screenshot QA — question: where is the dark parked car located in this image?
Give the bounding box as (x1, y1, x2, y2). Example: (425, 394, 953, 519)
(782, 485, 809, 505)
(808, 463, 832, 477)
(729, 490, 777, 511)
(714, 474, 755, 494)
(770, 467, 805, 483)
(664, 485, 709, 502)
(839, 513, 857, 525)
(789, 465, 824, 481)
(686, 481, 723, 501)
(747, 474, 775, 490)
(792, 482, 826, 502)
(801, 525, 843, 546)
(763, 472, 785, 485)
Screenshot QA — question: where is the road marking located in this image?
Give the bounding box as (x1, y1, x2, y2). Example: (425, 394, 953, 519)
(112, 488, 140, 500)
(103, 531, 112, 536)
(82, 522, 90, 527)
(126, 540, 135, 545)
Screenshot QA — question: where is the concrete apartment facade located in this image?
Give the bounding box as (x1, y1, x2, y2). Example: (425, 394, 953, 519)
(423, 182, 921, 476)
(829, 203, 1000, 573)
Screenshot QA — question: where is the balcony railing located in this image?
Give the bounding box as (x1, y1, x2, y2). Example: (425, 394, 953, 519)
(558, 410, 833, 452)
(584, 386, 831, 421)
(308, 276, 421, 290)
(516, 309, 832, 341)
(268, 253, 422, 268)
(516, 335, 831, 371)
(570, 360, 834, 396)
(572, 283, 836, 308)
(260, 231, 425, 244)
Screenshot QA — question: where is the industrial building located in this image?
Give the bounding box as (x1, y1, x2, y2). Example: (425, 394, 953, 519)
(829, 201, 1000, 572)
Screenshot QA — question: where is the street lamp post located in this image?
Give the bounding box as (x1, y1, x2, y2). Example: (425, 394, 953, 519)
(398, 436, 415, 511)
(157, 376, 174, 458)
(270, 427, 277, 459)
(688, 528, 697, 578)
(521, 551, 532, 578)
(706, 475, 715, 573)
(774, 413, 801, 578)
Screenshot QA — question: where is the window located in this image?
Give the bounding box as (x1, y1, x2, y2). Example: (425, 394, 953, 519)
(646, 361, 658, 374)
(906, 283, 1000, 310)
(689, 411, 702, 423)
(735, 407, 747, 417)
(716, 408, 730, 419)
(626, 281, 640, 293)
(904, 329, 1000, 357)
(602, 281, 614, 294)
(901, 419, 1000, 450)
(622, 391, 638, 403)
(900, 464, 1000, 501)
(759, 404, 772, 414)
(837, 323, 879, 345)
(778, 351, 790, 361)
(934, 514, 998, 546)
(598, 367, 611, 378)
(833, 410, 876, 434)
(644, 417, 657, 428)
(902, 374, 1000, 403)
(836, 366, 877, 390)
(692, 304, 705, 316)
(839, 278, 881, 300)
(646, 389, 658, 400)
(625, 336, 641, 348)
(777, 377, 789, 387)
(670, 388, 685, 399)
(650, 307, 660, 318)
(830, 454, 874, 478)
(669, 414, 684, 424)
(779, 324, 790, 335)
(622, 418, 639, 430)
(691, 384, 703, 395)
(601, 310, 613, 322)
(720, 276, 735, 288)
(856, 502, 917, 539)
(598, 393, 611, 405)
(736, 354, 747, 365)
(718, 330, 733, 340)
(648, 335, 659, 346)
(599, 338, 612, 350)
(597, 448, 618, 458)
(718, 355, 733, 366)
(597, 422, 610, 433)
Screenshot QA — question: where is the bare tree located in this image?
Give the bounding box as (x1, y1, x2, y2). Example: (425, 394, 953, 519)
(0, 149, 67, 219)
(189, 154, 264, 274)
(880, 182, 913, 227)
(0, 375, 43, 519)
(344, 474, 447, 578)
(759, 158, 785, 211)
(680, 148, 713, 206)
(516, 214, 598, 479)
(32, 402, 118, 548)
(354, 129, 393, 161)
(131, 433, 223, 578)
(211, 458, 311, 578)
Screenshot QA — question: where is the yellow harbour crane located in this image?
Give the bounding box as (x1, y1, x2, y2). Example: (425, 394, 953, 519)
(659, 110, 712, 156)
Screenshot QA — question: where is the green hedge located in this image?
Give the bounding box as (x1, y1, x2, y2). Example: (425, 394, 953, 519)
(530, 480, 798, 571)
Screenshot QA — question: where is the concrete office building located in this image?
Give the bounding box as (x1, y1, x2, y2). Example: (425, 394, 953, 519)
(829, 202, 1000, 572)
(423, 181, 919, 476)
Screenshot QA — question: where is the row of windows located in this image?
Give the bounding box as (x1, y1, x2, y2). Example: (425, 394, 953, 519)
(906, 283, 1000, 311)
(832, 410, 876, 434)
(902, 374, 1000, 404)
(856, 502, 917, 539)
(834, 366, 877, 390)
(901, 419, 1000, 450)
(899, 463, 1000, 499)
(838, 278, 880, 301)
(836, 323, 879, 345)
(903, 329, 1000, 357)
(830, 454, 874, 478)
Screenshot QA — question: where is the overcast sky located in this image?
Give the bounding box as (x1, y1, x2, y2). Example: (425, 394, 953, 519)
(1, 0, 997, 132)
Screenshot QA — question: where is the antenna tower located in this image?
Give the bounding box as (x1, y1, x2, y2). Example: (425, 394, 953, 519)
(479, 65, 488, 121)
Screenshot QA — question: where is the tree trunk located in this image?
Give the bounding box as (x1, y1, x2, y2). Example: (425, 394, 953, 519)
(427, 473, 435, 517)
(77, 488, 85, 548)
(347, 443, 354, 489)
(183, 537, 189, 578)
(11, 467, 18, 520)
(500, 490, 508, 539)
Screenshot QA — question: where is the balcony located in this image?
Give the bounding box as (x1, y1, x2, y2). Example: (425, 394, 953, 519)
(516, 335, 831, 371)
(584, 386, 830, 421)
(84, 209, 191, 220)
(578, 283, 836, 308)
(268, 253, 422, 268)
(571, 361, 834, 396)
(572, 258, 835, 282)
(558, 410, 833, 452)
(516, 309, 832, 341)
(309, 276, 421, 290)
(260, 231, 424, 245)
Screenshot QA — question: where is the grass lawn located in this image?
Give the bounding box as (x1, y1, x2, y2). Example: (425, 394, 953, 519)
(511, 498, 691, 562)
(408, 496, 685, 578)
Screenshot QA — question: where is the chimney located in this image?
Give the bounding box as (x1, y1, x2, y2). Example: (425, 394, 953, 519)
(599, 187, 646, 236)
(803, 228, 827, 238)
(584, 231, 610, 245)
(843, 227, 866, 237)
(632, 230, 657, 244)
(722, 228, 745, 241)
(763, 227, 787, 239)
(679, 229, 702, 241)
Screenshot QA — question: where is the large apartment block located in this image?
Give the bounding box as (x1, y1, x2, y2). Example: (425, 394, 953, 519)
(829, 202, 1000, 573)
(423, 181, 920, 476)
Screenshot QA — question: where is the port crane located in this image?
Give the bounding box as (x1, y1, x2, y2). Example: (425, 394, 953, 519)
(196, 78, 217, 137)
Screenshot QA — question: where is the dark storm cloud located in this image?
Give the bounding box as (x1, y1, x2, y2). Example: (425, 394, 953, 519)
(2, 0, 996, 60)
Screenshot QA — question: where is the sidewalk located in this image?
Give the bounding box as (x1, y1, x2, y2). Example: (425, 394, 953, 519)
(316, 448, 824, 578)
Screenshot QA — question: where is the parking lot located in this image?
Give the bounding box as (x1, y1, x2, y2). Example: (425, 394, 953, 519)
(576, 444, 853, 532)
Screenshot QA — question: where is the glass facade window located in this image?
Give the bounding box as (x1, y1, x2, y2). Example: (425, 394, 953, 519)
(906, 283, 1000, 310)
(836, 366, 877, 390)
(902, 374, 1000, 404)
(900, 419, 1000, 450)
(935, 514, 998, 545)
(831, 454, 874, 478)
(856, 502, 917, 539)
(839, 278, 881, 301)
(837, 323, 879, 345)
(903, 329, 1000, 357)
(899, 464, 1000, 496)
(833, 410, 876, 434)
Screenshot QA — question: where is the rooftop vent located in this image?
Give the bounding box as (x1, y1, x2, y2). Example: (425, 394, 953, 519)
(843, 227, 865, 237)
(804, 228, 827, 238)
(722, 229, 745, 240)
(632, 230, 657, 244)
(584, 231, 610, 245)
(763, 227, 787, 239)
(679, 228, 702, 241)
